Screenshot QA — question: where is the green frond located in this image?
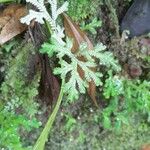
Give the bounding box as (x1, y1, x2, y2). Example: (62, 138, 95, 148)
(41, 36, 120, 102)
(21, 0, 68, 44)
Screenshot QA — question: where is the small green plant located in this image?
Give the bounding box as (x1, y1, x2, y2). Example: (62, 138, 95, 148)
(81, 18, 102, 34)
(41, 38, 120, 102)
(64, 114, 77, 132)
(59, 0, 102, 35)
(21, 0, 121, 149)
(102, 71, 150, 130)
(0, 108, 41, 150)
(59, 0, 101, 22)
(0, 40, 17, 53)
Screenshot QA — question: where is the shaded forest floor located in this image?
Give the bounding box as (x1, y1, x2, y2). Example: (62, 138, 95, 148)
(0, 0, 150, 150)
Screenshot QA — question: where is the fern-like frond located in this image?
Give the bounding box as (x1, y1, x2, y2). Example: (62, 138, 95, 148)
(21, 0, 68, 39)
(21, 10, 46, 24)
(57, 2, 68, 16)
(54, 60, 87, 101)
(88, 44, 121, 72)
(77, 60, 102, 84)
(40, 37, 121, 102)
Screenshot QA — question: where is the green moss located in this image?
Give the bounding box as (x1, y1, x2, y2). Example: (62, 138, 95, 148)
(60, 0, 101, 22)
(0, 42, 42, 149)
(0, 109, 41, 150)
(46, 106, 150, 150)
(0, 42, 41, 117)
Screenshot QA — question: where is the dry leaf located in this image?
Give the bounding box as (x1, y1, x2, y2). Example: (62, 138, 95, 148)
(27, 22, 60, 105)
(0, 4, 27, 45)
(0, 16, 10, 29)
(141, 145, 150, 150)
(3, 4, 23, 17)
(62, 13, 98, 107)
(39, 54, 60, 105)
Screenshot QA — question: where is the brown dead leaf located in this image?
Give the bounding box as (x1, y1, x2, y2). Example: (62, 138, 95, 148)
(3, 4, 24, 17)
(27, 22, 60, 106)
(0, 16, 10, 29)
(0, 17, 26, 44)
(141, 144, 150, 150)
(39, 55, 60, 105)
(62, 13, 98, 107)
(0, 4, 27, 45)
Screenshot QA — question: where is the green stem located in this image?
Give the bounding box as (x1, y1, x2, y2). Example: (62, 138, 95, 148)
(33, 80, 64, 150)
(44, 20, 52, 36)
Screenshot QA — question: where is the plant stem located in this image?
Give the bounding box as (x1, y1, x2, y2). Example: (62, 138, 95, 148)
(33, 80, 64, 150)
(44, 20, 52, 36)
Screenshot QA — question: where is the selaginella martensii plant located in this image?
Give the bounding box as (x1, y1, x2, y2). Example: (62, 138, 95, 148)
(21, 0, 121, 149)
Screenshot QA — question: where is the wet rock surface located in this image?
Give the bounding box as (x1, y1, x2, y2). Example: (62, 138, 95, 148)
(121, 0, 150, 37)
